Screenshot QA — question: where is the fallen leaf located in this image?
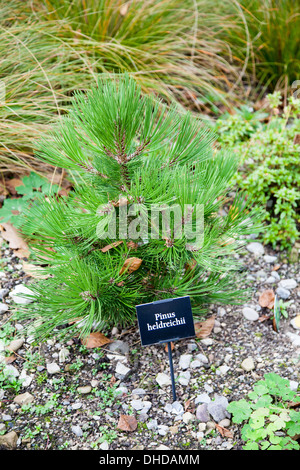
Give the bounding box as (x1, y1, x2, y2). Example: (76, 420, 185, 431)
(127, 241, 138, 250)
(22, 262, 49, 279)
(258, 313, 271, 322)
(0, 222, 30, 258)
(184, 398, 195, 412)
(272, 264, 281, 271)
(109, 375, 117, 386)
(101, 240, 123, 253)
(119, 257, 142, 275)
(4, 354, 16, 364)
(259, 289, 275, 309)
(5, 178, 24, 195)
(117, 414, 138, 432)
(81, 332, 111, 349)
(194, 315, 215, 339)
(216, 424, 234, 439)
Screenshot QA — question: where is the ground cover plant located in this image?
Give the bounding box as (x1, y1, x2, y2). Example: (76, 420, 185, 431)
(215, 92, 300, 251)
(228, 372, 300, 450)
(15, 74, 261, 342)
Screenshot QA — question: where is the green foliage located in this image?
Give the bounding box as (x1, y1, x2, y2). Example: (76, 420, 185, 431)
(0, 172, 59, 227)
(227, 373, 300, 450)
(216, 92, 300, 250)
(0, 363, 23, 393)
(17, 75, 261, 341)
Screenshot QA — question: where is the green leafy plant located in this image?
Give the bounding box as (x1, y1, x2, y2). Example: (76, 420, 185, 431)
(0, 172, 59, 227)
(216, 92, 300, 250)
(227, 373, 300, 450)
(0, 362, 23, 393)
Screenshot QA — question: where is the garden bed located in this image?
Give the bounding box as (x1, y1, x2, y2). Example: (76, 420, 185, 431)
(0, 237, 299, 451)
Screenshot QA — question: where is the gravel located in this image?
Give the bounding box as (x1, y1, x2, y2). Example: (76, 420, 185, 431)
(0, 239, 299, 451)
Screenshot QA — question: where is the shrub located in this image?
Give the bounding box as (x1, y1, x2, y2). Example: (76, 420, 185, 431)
(215, 93, 300, 250)
(16, 75, 260, 341)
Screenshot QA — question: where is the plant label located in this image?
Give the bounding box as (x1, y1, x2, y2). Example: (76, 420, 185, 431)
(136, 295, 195, 346)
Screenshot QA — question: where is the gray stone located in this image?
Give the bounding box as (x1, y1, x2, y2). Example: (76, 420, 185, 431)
(147, 419, 158, 431)
(115, 362, 131, 377)
(172, 402, 184, 415)
(265, 276, 276, 284)
(290, 380, 299, 391)
(0, 289, 9, 301)
(77, 385, 92, 394)
(19, 369, 33, 387)
(179, 354, 192, 370)
(0, 303, 8, 314)
(216, 365, 230, 375)
(207, 396, 230, 423)
(242, 307, 259, 321)
(99, 441, 109, 450)
(131, 399, 144, 411)
(279, 279, 297, 290)
(190, 360, 202, 369)
(131, 388, 146, 396)
(5, 364, 19, 380)
(178, 371, 190, 386)
(71, 425, 83, 437)
(0, 431, 18, 449)
(271, 271, 280, 281)
(13, 392, 34, 406)
(46, 362, 60, 374)
(196, 403, 210, 422)
(195, 353, 209, 365)
(59, 348, 70, 363)
(2, 414, 12, 421)
(263, 255, 277, 263)
(9, 284, 34, 305)
(195, 393, 211, 405)
(276, 287, 290, 300)
(156, 372, 171, 387)
(256, 270, 267, 279)
(286, 332, 300, 346)
(241, 357, 255, 371)
(182, 412, 195, 424)
(116, 385, 128, 396)
(246, 242, 265, 257)
(158, 425, 169, 436)
(187, 342, 198, 352)
(71, 402, 82, 410)
(107, 340, 129, 355)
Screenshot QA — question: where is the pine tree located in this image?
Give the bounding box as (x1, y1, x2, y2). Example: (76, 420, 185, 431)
(18, 74, 261, 341)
